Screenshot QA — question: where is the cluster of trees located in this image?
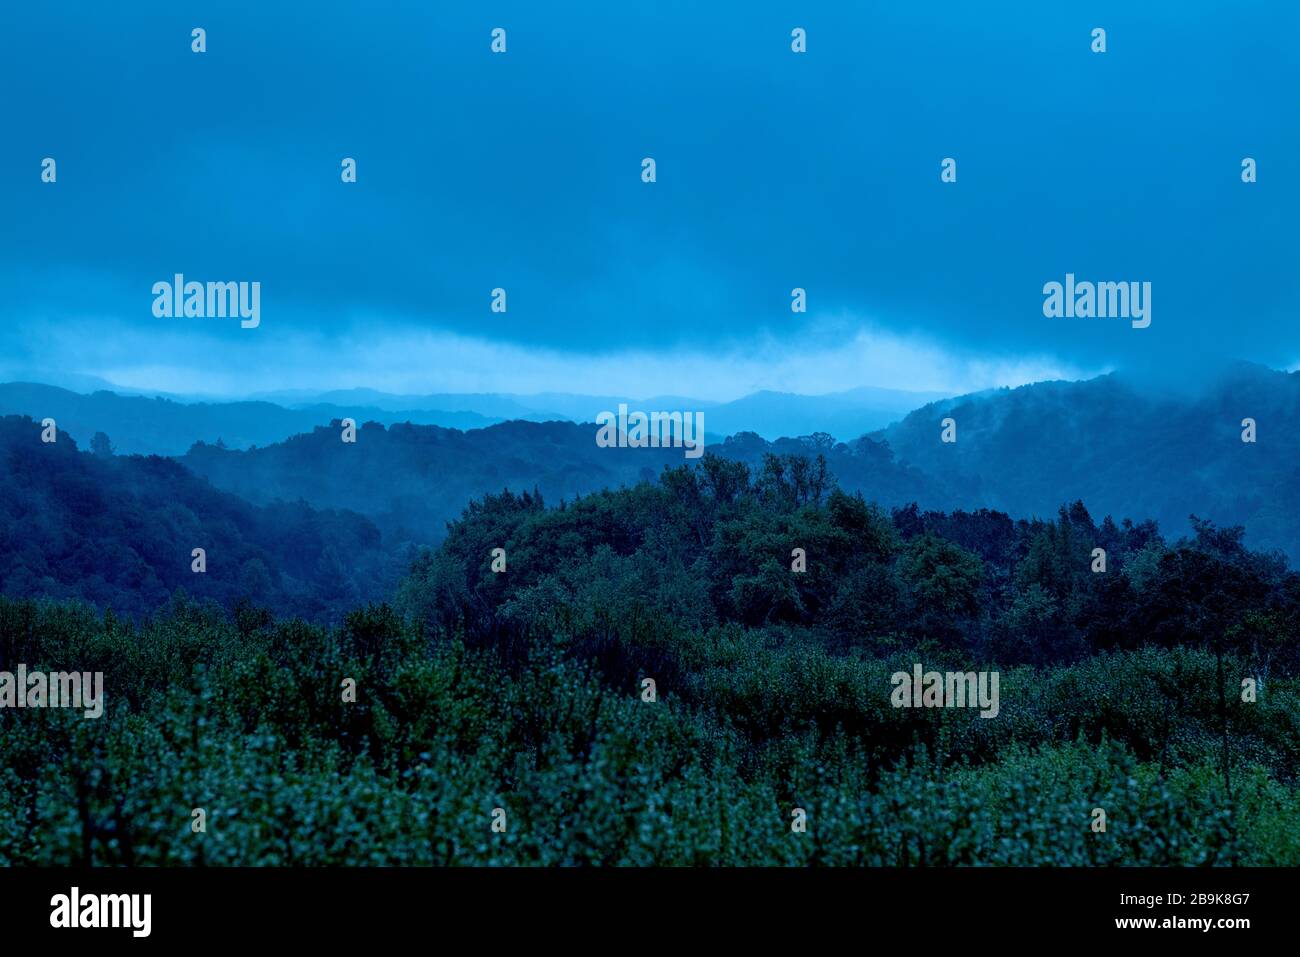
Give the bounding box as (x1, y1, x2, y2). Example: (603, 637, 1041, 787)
(2, 448, 1297, 865)
(401, 452, 1300, 671)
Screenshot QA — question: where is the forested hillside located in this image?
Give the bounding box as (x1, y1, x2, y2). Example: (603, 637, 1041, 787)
(0, 416, 401, 621)
(878, 363, 1300, 563)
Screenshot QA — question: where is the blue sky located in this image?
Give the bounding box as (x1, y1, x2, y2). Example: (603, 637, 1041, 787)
(1, 0, 1296, 399)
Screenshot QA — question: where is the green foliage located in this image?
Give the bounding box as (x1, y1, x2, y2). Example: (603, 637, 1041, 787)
(2, 591, 1296, 865)
(5, 446, 1300, 866)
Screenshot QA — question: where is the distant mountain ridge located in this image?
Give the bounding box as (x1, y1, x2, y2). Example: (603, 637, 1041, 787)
(257, 385, 951, 440)
(6, 366, 1298, 563)
(179, 362, 1300, 562)
(0, 383, 502, 456)
(0, 381, 950, 455)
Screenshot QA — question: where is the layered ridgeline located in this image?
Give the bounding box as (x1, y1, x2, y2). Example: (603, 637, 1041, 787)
(875, 363, 1300, 563)
(0, 382, 500, 456)
(254, 385, 949, 444)
(0, 381, 948, 456)
(0, 416, 401, 621)
(179, 421, 946, 547)
(178, 362, 1300, 562)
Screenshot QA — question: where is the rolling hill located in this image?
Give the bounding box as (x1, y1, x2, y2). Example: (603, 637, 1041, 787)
(876, 363, 1300, 561)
